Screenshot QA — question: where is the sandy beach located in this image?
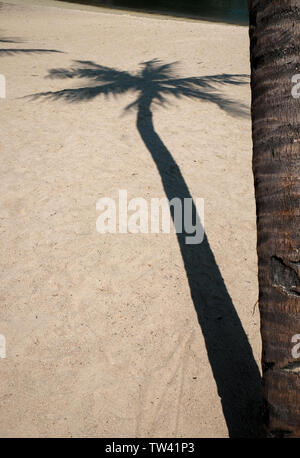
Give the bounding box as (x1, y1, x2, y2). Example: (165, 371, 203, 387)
(0, 0, 261, 438)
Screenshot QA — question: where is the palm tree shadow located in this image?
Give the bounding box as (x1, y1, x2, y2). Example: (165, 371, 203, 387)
(0, 48, 62, 56)
(0, 33, 63, 55)
(28, 59, 262, 437)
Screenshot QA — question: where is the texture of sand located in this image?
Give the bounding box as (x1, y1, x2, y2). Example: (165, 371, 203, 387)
(0, 0, 261, 437)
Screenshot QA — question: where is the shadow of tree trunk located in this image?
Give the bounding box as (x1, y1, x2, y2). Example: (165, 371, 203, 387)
(136, 98, 262, 437)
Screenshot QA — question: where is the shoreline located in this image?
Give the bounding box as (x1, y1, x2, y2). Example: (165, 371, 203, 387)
(1, 0, 248, 27)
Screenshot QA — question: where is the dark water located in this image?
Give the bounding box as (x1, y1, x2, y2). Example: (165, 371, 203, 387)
(59, 0, 248, 25)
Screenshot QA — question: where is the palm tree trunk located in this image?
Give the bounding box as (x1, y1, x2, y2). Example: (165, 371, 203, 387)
(136, 99, 261, 437)
(248, 0, 300, 437)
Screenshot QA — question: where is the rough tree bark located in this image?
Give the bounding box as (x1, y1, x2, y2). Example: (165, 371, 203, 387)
(248, 0, 300, 437)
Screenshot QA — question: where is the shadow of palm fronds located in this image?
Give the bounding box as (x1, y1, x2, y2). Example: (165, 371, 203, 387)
(0, 38, 20, 43)
(0, 48, 63, 56)
(29, 58, 249, 118)
(0, 32, 63, 56)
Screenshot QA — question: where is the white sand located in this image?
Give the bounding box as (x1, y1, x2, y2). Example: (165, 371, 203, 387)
(0, 0, 261, 437)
